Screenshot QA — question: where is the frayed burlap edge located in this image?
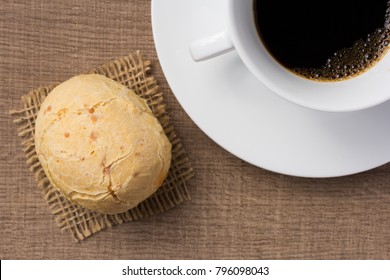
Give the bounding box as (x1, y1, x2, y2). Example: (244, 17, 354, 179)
(10, 51, 194, 241)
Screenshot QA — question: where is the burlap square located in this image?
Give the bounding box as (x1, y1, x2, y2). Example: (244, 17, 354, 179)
(10, 51, 194, 241)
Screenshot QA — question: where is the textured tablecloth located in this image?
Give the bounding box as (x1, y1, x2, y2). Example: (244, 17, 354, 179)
(1, 0, 390, 259)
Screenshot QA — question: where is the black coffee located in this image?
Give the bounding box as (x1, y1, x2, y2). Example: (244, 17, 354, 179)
(253, 0, 390, 81)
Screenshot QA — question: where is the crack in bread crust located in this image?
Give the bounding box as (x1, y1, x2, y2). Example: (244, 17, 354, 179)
(106, 145, 135, 171)
(89, 97, 117, 112)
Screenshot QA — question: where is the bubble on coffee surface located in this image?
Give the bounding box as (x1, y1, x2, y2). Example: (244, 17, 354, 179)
(294, 1, 390, 81)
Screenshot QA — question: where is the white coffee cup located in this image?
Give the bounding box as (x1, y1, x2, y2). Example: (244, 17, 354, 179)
(189, 0, 390, 112)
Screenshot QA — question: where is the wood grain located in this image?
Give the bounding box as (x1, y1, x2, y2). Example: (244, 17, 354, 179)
(1, 0, 390, 259)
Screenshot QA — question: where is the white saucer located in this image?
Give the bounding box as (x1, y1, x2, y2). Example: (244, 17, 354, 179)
(151, 0, 390, 178)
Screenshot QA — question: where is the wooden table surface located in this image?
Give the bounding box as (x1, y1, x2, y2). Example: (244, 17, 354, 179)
(1, 0, 390, 259)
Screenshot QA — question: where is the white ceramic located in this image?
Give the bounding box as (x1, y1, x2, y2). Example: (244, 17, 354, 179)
(151, 0, 390, 177)
(189, 0, 390, 112)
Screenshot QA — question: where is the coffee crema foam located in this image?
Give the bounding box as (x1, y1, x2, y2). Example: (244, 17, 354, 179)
(294, 2, 390, 81)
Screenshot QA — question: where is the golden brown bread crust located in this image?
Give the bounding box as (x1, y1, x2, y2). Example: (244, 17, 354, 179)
(34, 74, 171, 214)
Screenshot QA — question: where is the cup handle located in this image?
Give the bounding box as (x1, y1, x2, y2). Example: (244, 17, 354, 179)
(189, 30, 234, 62)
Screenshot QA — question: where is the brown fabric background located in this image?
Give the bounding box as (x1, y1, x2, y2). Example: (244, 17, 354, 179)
(1, 0, 390, 259)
